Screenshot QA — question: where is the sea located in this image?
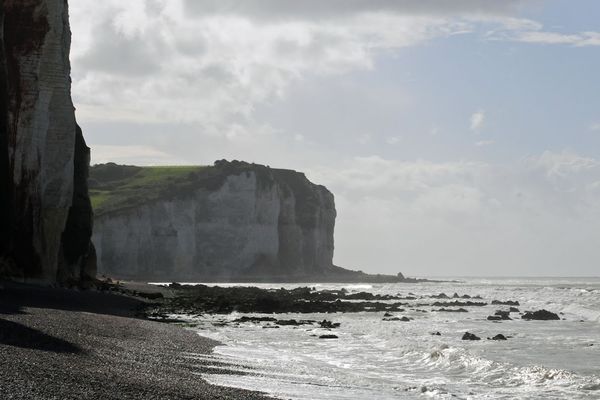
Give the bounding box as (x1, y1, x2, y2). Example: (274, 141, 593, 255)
(171, 278, 600, 399)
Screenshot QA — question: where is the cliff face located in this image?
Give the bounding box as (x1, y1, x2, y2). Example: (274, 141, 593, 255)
(0, 1, 95, 284)
(92, 162, 337, 281)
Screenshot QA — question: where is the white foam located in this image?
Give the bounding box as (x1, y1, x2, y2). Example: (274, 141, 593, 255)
(179, 277, 600, 399)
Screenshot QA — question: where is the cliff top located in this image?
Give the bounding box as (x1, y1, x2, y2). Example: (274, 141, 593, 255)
(90, 164, 208, 215)
(89, 160, 322, 216)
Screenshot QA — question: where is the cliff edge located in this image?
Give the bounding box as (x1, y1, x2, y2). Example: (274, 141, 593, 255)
(0, 0, 95, 284)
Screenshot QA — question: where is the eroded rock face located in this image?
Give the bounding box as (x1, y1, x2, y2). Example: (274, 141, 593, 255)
(0, 0, 95, 284)
(93, 163, 337, 281)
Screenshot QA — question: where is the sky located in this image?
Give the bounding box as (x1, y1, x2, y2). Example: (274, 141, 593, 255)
(68, 0, 600, 277)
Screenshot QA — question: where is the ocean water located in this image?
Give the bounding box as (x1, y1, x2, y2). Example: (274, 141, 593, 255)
(175, 278, 600, 399)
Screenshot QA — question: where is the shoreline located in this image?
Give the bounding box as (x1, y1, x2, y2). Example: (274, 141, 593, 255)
(0, 282, 270, 399)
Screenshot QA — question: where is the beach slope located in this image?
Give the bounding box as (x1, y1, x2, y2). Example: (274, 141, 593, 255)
(0, 284, 267, 399)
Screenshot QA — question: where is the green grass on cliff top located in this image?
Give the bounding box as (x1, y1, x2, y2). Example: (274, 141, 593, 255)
(90, 165, 209, 215)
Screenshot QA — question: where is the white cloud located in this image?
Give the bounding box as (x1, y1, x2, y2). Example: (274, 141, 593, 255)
(476, 140, 495, 147)
(69, 0, 479, 132)
(483, 16, 600, 47)
(470, 111, 485, 131)
(182, 1, 525, 20)
(68, 0, 546, 142)
(512, 31, 600, 47)
(357, 133, 372, 145)
(91, 145, 183, 165)
(527, 150, 600, 180)
(590, 122, 600, 132)
(386, 136, 402, 145)
(306, 151, 600, 276)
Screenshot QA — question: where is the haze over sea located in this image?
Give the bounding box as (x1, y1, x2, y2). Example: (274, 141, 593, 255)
(168, 277, 600, 399)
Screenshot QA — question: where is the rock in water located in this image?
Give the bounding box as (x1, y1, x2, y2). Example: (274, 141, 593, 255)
(0, 1, 95, 284)
(319, 335, 338, 339)
(488, 334, 507, 341)
(462, 332, 481, 341)
(521, 310, 560, 321)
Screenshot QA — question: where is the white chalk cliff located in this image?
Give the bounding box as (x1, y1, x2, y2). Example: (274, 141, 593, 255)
(92, 161, 338, 281)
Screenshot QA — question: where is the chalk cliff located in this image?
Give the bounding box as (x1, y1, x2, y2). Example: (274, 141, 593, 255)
(91, 161, 344, 281)
(0, 0, 95, 284)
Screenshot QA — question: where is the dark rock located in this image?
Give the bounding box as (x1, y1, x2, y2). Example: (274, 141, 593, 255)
(432, 301, 487, 307)
(433, 308, 468, 313)
(319, 320, 340, 329)
(276, 319, 315, 326)
(492, 300, 520, 306)
(345, 292, 400, 300)
(493, 310, 512, 320)
(383, 316, 410, 322)
(319, 334, 338, 339)
(521, 310, 560, 321)
(488, 334, 507, 341)
(383, 312, 394, 317)
(233, 316, 278, 323)
(431, 332, 442, 336)
(509, 307, 520, 313)
(462, 332, 481, 341)
(136, 292, 164, 300)
(487, 316, 503, 321)
(149, 285, 413, 314)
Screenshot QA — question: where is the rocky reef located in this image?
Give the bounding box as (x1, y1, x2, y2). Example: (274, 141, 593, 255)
(0, 1, 95, 284)
(91, 161, 404, 282)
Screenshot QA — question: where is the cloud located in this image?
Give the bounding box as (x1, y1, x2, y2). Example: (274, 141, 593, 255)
(527, 150, 600, 181)
(182, 0, 525, 20)
(590, 123, 600, 132)
(386, 136, 402, 145)
(511, 31, 600, 47)
(357, 134, 372, 145)
(484, 17, 600, 47)
(68, 0, 539, 137)
(91, 145, 183, 165)
(306, 151, 600, 276)
(476, 140, 495, 147)
(470, 111, 485, 131)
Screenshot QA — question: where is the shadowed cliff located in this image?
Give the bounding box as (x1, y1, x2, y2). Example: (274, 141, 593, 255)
(0, 0, 95, 284)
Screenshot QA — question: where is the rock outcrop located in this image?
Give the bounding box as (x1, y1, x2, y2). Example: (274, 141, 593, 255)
(92, 161, 341, 281)
(521, 309, 560, 321)
(0, 1, 95, 284)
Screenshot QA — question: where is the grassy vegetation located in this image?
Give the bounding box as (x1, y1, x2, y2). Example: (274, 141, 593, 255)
(90, 164, 211, 216)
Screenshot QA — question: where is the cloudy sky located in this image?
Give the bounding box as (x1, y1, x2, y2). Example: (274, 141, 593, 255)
(69, 0, 600, 277)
